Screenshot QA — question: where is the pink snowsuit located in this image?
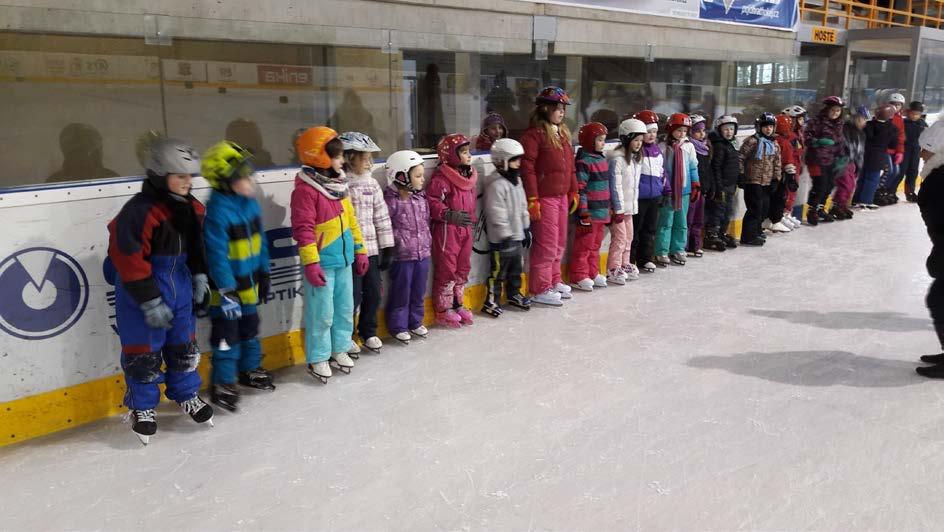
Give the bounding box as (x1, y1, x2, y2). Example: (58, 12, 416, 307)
(427, 164, 478, 312)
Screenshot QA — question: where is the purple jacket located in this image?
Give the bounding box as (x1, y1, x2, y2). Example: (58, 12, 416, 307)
(804, 113, 846, 168)
(384, 185, 431, 261)
(638, 143, 669, 200)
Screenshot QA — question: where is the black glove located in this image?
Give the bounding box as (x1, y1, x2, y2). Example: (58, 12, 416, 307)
(522, 227, 532, 249)
(444, 209, 473, 227)
(785, 173, 799, 192)
(379, 247, 394, 271)
(257, 272, 272, 302)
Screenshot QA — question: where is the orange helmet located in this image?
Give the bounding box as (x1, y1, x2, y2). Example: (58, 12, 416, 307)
(295, 126, 338, 168)
(578, 122, 608, 152)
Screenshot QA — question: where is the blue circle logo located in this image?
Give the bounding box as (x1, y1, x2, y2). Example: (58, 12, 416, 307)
(0, 247, 89, 340)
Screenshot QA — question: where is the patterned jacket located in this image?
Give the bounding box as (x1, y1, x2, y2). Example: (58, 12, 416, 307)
(384, 185, 432, 261)
(739, 135, 782, 186)
(575, 148, 612, 223)
(348, 171, 394, 257)
(204, 191, 270, 305)
(290, 170, 367, 269)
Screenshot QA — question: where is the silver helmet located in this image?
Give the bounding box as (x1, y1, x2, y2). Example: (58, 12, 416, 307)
(338, 131, 381, 153)
(146, 138, 201, 176)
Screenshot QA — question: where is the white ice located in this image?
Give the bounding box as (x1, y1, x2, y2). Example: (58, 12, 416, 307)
(1, 204, 941, 531)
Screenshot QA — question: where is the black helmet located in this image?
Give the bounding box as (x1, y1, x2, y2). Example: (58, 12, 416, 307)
(755, 112, 777, 129)
(909, 101, 926, 113)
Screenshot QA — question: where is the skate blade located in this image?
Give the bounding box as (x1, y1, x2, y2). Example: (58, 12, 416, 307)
(207, 418, 214, 427)
(367, 347, 382, 353)
(348, 353, 359, 360)
(395, 339, 410, 345)
(135, 433, 150, 446)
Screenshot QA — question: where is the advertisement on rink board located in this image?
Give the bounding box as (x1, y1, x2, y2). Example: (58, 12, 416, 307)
(526, 0, 798, 31)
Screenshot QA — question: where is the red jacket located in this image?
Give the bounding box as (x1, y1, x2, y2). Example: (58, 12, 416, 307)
(890, 112, 905, 156)
(520, 126, 578, 199)
(775, 123, 800, 172)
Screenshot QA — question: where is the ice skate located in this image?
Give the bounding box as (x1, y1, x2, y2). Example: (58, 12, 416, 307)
(740, 237, 765, 246)
(572, 278, 594, 291)
(641, 261, 657, 273)
(435, 309, 462, 328)
(655, 255, 670, 268)
(907, 192, 919, 203)
(128, 409, 156, 445)
(394, 331, 411, 345)
(481, 300, 503, 317)
(210, 383, 240, 412)
(179, 396, 214, 426)
(920, 353, 944, 364)
(688, 248, 704, 258)
(555, 282, 573, 300)
(410, 325, 428, 339)
(669, 253, 686, 266)
(507, 293, 532, 310)
(307, 361, 332, 384)
(456, 307, 475, 325)
(364, 336, 383, 353)
(723, 234, 738, 248)
(817, 207, 835, 223)
(347, 341, 362, 360)
(704, 232, 726, 252)
(592, 274, 608, 288)
(330, 352, 355, 374)
(770, 221, 792, 233)
(606, 268, 627, 286)
(762, 219, 773, 231)
(238, 367, 276, 391)
(532, 289, 564, 307)
(916, 364, 944, 379)
(623, 264, 640, 280)
(866, 203, 880, 210)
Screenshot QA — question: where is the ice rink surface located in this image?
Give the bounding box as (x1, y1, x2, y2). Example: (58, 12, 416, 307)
(1, 203, 941, 531)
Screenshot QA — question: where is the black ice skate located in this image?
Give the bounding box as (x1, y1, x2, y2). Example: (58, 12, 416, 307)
(129, 409, 157, 445)
(916, 364, 944, 379)
(723, 234, 738, 248)
(704, 232, 726, 252)
(210, 383, 240, 412)
(239, 367, 276, 391)
(481, 301, 503, 317)
(507, 294, 532, 311)
(920, 353, 944, 364)
(179, 396, 214, 426)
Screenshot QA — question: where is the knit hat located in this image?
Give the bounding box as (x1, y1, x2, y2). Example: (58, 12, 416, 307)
(480, 112, 507, 136)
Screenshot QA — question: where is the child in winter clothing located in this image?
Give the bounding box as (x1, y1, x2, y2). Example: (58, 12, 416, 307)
(878, 93, 908, 200)
(630, 110, 668, 272)
(705, 115, 741, 250)
(108, 138, 213, 443)
(569, 122, 613, 291)
(291, 126, 369, 384)
(738, 113, 782, 245)
(781, 106, 807, 227)
(201, 141, 274, 412)
(903, 101, 928, 202)
(428, 134, 477, 328)
(914, 120, 944, 378)
(656, 113, 700, 266)
(475, 112, 508, 152)
(482, 138, 532, 315)
(831, 106, 869, 219)
(383, 150, 431, 344)
(686, 115, 711, 256)
(606, 118, 646, 283)
(853, 105, 901, 208)
(769, 114, 798, 232)
(804, 96, 847, 225)
(339, 132, 394, 355)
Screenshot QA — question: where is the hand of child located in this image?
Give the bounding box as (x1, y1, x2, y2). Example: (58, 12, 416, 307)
(304, 262, 327, 287)
(569, 192, 580, 214)
(813, 138, 835, 147)
(445, 210, 473, 227)
(690, 183, 701, 203)
(379, 247, 394, 271)
(784, 163, 797, 174)
(140, 297, 174, 330)
(613, 213, 624, 224)
(522, 227, 532, 249)
(354, 254, 369, 277)
(257, 272, 272, 302)
(894, 152, 904, 165)
(527, 197, 541, 221)
(191, 273, 210, 309)
(576, 214, 592, 234)
(219, 290, 243, 320)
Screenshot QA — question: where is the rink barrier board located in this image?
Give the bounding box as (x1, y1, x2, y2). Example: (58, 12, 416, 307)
(0, 144, 749, 448)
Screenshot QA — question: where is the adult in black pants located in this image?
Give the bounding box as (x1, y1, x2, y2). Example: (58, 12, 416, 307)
(914, 120, 944, 377)
(804, 96, 847, 225)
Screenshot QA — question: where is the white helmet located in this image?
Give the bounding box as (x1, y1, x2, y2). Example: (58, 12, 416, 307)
(782, 105, 807, 117)
(689, 114, 706, 127)
(385, 150, 425, 189)
(490, 138, 524, 170)
(714, 115, 739, 134)
(338, 131, 381, 153)
(618, 118, 647, 138)
(919, 120, 944, 154)
(888, 93, 906, 105)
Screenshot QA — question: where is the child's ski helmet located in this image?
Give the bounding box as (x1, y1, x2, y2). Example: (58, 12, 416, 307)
(578, 122, 608, 152)
(535, 86, 571, 106)
(385, 150, 425, 190)
(490, 138, 524, 171)
(666, 113, 692, 135)
(296, 126, 339, 168)
(436, 134, 471, 167)
(201, 140, 254, 192)
(338, 131, 381, 153)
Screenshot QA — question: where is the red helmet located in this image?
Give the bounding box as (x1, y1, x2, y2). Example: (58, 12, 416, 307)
(875, 104, 896, 121)
(775, 114, 793, 136)
(578, 122, 608, 152)
(535, 86, 571, 106)
(822, 95, 845, 108)
(633, 110, 659, 127)
(666, 113, 692, 134)
(436, 133, 471, 167)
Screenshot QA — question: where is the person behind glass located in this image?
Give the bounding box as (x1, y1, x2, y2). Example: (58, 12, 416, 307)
(704, 115, 741, 251)
(475, 112, 508, 152)
(912, 120, 944, 378)
(851, 105, 900, 209)
(738, 112, 781, 246)
(481, 138, 532, 316)
(780, 105, 807, 228)
(427, 134, 477, 328)
(383, 150, 431, 345)
(291, 126, 369, 385)
(767, 114, 798, 233)
(606, 118, 646, 284)
(655, 113, 700, 266)
(831, 105, 869, 220)
(686, 114, 712, 257)
(520, 86, 579, 307)
(902, 101, 928, 202)
(338, 132, 394, 356)
(876, 92, 907, 202)
(804, 96, 847, 225)
(630, 110, 668, 273)
(569, 122, 612, 292)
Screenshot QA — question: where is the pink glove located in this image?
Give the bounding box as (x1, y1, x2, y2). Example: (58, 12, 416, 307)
(354, 254, 369, 277)
(304, 262, 327, 287)
(894, 153, 904, 165)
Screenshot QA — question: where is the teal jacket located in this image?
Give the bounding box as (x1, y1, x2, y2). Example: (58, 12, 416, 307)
(204, 191, 270, 305)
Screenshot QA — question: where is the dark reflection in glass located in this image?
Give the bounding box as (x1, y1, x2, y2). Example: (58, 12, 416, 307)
(47, 123, 119, 183)
(226, 118, 274, 169)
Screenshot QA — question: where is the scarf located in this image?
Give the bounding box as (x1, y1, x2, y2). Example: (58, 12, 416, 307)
(755, 135, 777, 160)
(499, 168, 520, 186)
(690, 137, 709, 156)
(300, 166, 349, 199)
(665, 141, 684, 211)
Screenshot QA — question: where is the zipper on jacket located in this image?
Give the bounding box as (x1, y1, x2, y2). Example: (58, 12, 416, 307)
(171, 234, 180, 300)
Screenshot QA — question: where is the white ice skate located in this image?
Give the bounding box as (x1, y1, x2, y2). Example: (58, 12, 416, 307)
(330, 352, 355, 374)
(347, 341, 362, 359)
(771, 221, 792, 233)
(623, 264, 640, 281)
(532, 289, 564, 307)
(554, 282, 573, 300)
(307, 361, 332, 384)
(394, 331, 412, 345)
(762, 219, 772, 231)
(411, 325, 429, 338)
(572, 278, 594, 292)
(592, 274, 608, 288)
(606, 268, 627, 286)
(364, 336, 383, 353)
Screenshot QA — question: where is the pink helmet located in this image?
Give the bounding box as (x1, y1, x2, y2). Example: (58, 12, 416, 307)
(535, 86, 571, 106)
(436, 133, 471, 167)
(822, 95, 845, 108)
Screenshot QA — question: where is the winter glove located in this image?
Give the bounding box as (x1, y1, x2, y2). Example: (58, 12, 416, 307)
(140, 297, 174, 330)
(812, 138, 835, 148)
(444, 209, 473, 227)
(191, 273, 210, 309)
(612, 213, 625, 224)
(894, 152, 904, 165)
(690, 183, 701, 203)
(527, 197, 541, 221)
(784, 163, 797, 174)
(832, 155, 849, 174)
(304, 262, 327, 287)
(219, 290, 243, 320)
(576, 214, 593, 234)
(785, 173, 799, 192)
(354, 253, 369, 277)
(569, 192, 580, 214)
(379, 247, 394, 272)
(257, 272, 272, 302)
(522, 227, 532, 249)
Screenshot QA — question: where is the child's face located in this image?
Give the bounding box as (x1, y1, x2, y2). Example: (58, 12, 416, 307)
(796, 116, 806, 127)
(720, 124, 735, 139)
(827, 106, 842, 120)
(408, 165, 426, 191)
(508, 158, 522, 170)
(644, 129, 657, 144)
(166, 173, 192, 196)
(353, 152, 374, 174)
(908, 110, 923, 121)
(761, 124, 775, 137)
(891, 102, 903, 113)
(548, 103, 565, 125)
(629, 136, 643, 153)
(485, 123, 505, 139)
(331, 153, 344, 173)
(594, 135, 606, 152)
(671, 127, 688, 141)
(457, 145, 472, 166)
(854, 116, 868, 130)
(231, 176, 255, 197)
(691, 128, 706, 141)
